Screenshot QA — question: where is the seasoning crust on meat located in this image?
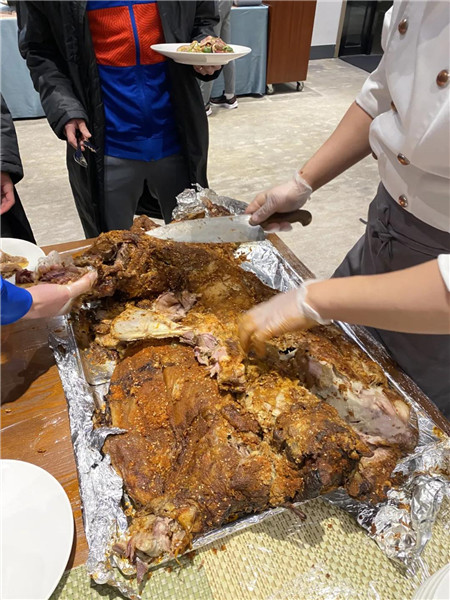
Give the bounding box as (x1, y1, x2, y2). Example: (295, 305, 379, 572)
(69, 218, 418, 579)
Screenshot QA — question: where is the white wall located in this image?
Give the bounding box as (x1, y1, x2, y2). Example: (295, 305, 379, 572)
(311, 0, 343, 47)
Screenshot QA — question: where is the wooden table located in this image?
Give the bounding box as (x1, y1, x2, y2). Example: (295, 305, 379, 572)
(1, 238, 94, 569)
(1, 236, 448, 575)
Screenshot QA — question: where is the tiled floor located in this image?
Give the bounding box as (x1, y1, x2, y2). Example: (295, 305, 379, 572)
(13, 59, 379, 278)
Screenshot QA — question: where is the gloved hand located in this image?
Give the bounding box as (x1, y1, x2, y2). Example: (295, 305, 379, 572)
(24, 271, 97, 320)
(245, 172, 313, 226)
(239, 281, 330, 356)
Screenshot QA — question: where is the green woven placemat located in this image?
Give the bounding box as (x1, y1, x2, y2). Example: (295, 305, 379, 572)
(51, 498, 449, 600)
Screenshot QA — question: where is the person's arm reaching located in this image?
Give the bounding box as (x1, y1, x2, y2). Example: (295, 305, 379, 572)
(298, 101, 373, 192)
(246, 102, 373, 225)
(1, 271, 97, 325)
(246, 8, 395, 225)
(239, 258, 450, 354)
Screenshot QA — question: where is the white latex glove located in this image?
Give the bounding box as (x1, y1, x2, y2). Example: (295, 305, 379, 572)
(246, 173, 313, 226)
(239, 281, 330, 355)
(24, 271, 97, 320)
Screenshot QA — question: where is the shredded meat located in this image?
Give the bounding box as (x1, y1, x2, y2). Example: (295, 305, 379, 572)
(0, 249, 28, 279)
(13, 250, 89, 286)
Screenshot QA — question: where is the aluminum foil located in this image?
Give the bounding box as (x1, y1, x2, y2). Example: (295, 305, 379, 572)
(49, 196, 449, 599)
(172, 184, 248, 220)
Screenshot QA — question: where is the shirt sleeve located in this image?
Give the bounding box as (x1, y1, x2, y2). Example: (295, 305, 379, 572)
(0, 277, 33, 325)
(355, 7, 393, 119)
(437, 255, 450, 291)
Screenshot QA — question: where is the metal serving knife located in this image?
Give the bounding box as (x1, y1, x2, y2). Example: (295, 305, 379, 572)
(146, 209, 312, 243)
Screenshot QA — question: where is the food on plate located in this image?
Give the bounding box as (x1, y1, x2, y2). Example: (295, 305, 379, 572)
(178, 36, 233, 53)
(68, 220, 418, 581)
(0, 249, 28, 279)
(15, 250, 89, 286)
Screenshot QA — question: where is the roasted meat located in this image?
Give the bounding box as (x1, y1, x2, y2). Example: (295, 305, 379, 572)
(279, 326, 417, 500)
(68, 225, 418, 575)
(0, 249, 28, 279)
(105, 342, 368, 572)
(14, 250, 89, 286)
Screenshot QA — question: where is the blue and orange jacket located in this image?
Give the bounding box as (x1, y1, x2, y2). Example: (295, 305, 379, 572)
(86, 0, 180, 161)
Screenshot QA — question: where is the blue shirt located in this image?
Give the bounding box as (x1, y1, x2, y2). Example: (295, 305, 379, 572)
(1, 278, 32, 325)
(86, 0, 180, 161)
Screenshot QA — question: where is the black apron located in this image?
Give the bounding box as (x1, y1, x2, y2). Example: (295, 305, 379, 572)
(334, 183, 450, 417)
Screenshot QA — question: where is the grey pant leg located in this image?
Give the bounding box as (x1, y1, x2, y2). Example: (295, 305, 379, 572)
(144, 154, 191, 223)
(200, 79, 215, 106)
(103, 155, 146, 231)
(199, 0, 235, 103)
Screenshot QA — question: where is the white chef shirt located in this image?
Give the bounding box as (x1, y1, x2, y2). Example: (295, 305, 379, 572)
(438, 254, 450, 291)
(356, 0, 450, 233)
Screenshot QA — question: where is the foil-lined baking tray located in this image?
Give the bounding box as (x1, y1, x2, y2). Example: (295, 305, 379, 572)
(49, 189, 449, 599)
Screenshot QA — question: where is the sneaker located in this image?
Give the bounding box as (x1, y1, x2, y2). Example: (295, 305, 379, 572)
(210, 94, 238, 109)
(205, 103, 212, 116)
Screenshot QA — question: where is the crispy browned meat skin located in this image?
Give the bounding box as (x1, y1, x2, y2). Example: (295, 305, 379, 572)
(279, 325, 418, 500)
(106, 342, 365, 561)
(130, 215, 159, 233)
(70, 227, 418, 567)
(273, 403, 370, 494)
(345, 446, 402, 502)
(173, 196, 232, 221)
(74, 230, 272, 307)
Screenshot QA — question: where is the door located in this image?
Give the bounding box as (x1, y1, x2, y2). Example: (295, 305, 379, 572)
(338, 0, 392, 71)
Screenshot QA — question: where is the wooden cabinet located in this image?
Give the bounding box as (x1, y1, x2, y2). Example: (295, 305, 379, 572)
(264, 0, 317, 85)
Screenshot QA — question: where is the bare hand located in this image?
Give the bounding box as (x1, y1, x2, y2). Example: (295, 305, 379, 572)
(193, 65, 222, 76)
(24, 270, 97, 320)
(1, 172, 15, 215)
(64, 119, 92, 150)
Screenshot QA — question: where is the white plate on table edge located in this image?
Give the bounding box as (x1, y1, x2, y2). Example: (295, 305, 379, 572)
(1, 460, 74, 600)
(0, 238, 45, 283)
(412, 564, 450, 599)
(151, 43, 251, 65)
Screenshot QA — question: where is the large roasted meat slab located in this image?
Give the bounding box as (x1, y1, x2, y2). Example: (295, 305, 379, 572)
(70, 219, 418, 576)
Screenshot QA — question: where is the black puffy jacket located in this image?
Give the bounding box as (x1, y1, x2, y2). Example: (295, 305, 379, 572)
(1, 94, 23, 185)
(17, 1, 219, 237)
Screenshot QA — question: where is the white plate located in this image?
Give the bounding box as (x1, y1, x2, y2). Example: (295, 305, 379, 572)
(412, 564, 450, 600)
(151, 43, 251, 65)
(1, 460, 74, 600)
(0, 238, 45, 283)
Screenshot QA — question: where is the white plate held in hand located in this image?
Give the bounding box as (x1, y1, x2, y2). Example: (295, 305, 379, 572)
(151, 43, 251, 65)
(1, 460, 74, 600)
